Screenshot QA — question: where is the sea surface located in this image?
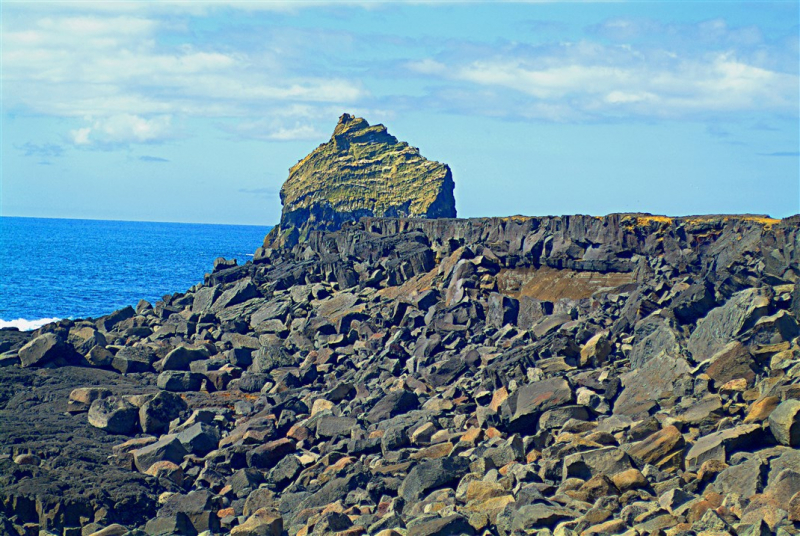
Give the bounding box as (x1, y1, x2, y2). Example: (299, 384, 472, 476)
(0, 217, 271, 330)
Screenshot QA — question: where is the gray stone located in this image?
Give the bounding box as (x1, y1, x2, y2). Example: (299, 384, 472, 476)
(157, 371, 204, 392)
(399, 456, 470, 502)
(562, 447, 634, 481)
(139, 391, 187, 435)
(366, 389, 420, 424)
(407, 515, 475, 536)
(177, 422, 220, 456)
(685, 424, 763, 471)
(769, 399, 800, 447)
(161, 345, 209, 371)
(688, 288, 770, 363)
(87, 396, 139, 435)
(19, 333, 69, 368)
(132, 434, 188, 472)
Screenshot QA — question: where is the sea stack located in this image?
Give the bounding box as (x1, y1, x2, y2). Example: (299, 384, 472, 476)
(264, 113, 456, 248)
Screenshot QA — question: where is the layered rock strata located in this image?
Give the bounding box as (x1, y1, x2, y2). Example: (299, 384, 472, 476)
(264, 114, 456, 248)
(2, 213, 800, 536)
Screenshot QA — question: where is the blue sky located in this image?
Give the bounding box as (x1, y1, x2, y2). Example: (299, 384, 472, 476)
(1, 1, 798, 225)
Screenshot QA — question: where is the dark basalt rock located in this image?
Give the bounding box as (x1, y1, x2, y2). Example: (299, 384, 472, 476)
(2, 126, 800, 536)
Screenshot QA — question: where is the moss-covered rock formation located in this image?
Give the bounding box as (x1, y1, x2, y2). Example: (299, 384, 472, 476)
(264, 113, 456, 248)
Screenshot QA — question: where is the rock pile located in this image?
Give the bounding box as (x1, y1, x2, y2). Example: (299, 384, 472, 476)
(2, 114, 800, 536)
(1, 211, 799, 536)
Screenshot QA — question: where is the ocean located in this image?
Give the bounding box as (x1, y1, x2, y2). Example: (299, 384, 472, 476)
(0, 217, 271, 330)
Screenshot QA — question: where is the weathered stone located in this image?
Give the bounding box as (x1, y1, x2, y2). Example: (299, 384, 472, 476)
(157, 371, 204, 392)
(705, 341, 757, 388)
(562, 447, 634, 481)
(688, 288, 770, 363)
(626, 425, 685, 468)
(230, 508, 282, 536)
(398, 456, 471, 502)
(769, 399, 800, 447)
(685, 424, 763, 471)
(366, 389, 420, 424)
(161, 345, 209, 371)
(176, 422, 220, 456)
(132, 434, 188, 472)
(407, 514, 474, 536)
(264, 113, 456, 248)
(614, 351, 692, 417)
(506, 377, 573, 433)
(18, 333, 70, 367)
(246, 438, 295, 469)
(88, 396, 139, 435)
(629, 317, 680, 369)
(139, 391, 187, 435)
(112, 346, 156, 374)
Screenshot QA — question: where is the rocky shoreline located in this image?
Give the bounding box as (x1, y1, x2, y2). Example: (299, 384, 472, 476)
(1, 212, 799, 536)
(2, 116, 800, 536)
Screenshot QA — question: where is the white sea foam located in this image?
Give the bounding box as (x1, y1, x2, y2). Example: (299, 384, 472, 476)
(0, 317, 62, 331)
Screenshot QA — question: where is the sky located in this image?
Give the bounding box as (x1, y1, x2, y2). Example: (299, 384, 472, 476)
(1, 1, 798, 225)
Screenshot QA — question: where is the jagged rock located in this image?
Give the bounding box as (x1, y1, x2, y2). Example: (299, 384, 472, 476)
(688, 288, 770, 362)
(230, 508, 282, 536)
(407, 515, 474, 536)
(132, 434, 188, 472)
(685, 424, 763, 471)
(506, 377, 573, 433)
(366, 389, 420, 424)
(398, 457, 471, 502)
(176, 422, 220, 456)
(263, 113, 456, 247)
(160, 345, 209, 371)
(769, 399, 800, 447)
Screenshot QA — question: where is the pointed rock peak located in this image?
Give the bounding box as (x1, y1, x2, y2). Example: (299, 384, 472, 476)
(263, 114, 456, 249)
(332, 113, 394, 144)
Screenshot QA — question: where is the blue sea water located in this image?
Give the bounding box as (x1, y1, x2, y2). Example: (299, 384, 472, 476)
(0, 217, 271, 329)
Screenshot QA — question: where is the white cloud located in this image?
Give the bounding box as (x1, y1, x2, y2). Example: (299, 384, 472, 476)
(413, 43, 798, 121)
(1, 9, 366, 144)
(68, 115, 173, 146)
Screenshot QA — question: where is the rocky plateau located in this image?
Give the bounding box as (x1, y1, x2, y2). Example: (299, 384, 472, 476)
(1, 116, 800, 536)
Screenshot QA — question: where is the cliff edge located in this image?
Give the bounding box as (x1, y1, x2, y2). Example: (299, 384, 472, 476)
(264, 113, 456, 248)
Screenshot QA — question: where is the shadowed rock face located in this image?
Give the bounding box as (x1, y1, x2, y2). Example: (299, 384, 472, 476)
(265, 113, 456, 247)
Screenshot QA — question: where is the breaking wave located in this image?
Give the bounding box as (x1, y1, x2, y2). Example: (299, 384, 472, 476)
(0, 317, 62, 331)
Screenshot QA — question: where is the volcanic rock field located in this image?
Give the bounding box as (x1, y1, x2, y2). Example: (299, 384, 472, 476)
(2, 116, 800, 536)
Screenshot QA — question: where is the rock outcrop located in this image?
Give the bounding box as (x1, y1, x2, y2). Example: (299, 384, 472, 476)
(263, 113, 456, 248)
(1, 118, 799, 535)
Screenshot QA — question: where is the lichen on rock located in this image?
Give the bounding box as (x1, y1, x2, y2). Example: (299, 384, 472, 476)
(264, 113, 456, 248)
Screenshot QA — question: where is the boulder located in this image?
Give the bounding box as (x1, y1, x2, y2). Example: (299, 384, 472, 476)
(112, 346, 156, 374)
(506, 377, 573, 433)
(160, 345, 209, 371)
(230, 508, 283, 536)
(399, 456, 471, 502)
(177, 422, 220, 456)
(769, 399, 800, 447)
(688, 288, 770, 363)
(132, 434, 188, 472)
(18, 333, 70, 367)
(87, 396, 139, 435)
(366, 389, 420, 424)
(139, 391, 187, 435)
(157, 371, 204, 392)
(685, 424, 764, 471)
